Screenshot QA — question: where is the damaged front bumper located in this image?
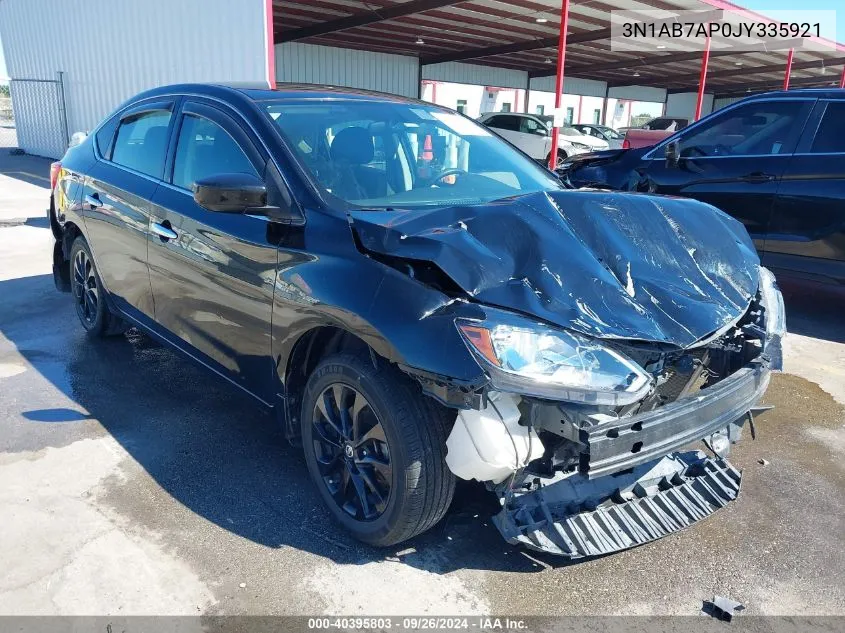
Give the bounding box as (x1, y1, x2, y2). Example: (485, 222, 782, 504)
(493, 451, 742, 558)
(578, 360, 770, 478)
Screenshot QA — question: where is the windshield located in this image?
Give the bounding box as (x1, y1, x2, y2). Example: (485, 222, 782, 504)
(264, 100, 562, 208)
(559, 126, 583, 136)
(598, 126, 623, 140)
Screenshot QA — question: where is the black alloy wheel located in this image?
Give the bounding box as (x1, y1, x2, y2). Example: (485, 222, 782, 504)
(72, 246, 99, 327)
(311, 383, 392, 521)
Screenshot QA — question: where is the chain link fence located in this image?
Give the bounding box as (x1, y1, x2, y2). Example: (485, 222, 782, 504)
(3, 74, 69, 158)
(0, 86, 17, 151)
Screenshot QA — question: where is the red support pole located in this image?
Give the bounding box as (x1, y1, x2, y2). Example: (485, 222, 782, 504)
(547, 0, 570, 170)
(783, 48, 794, 90)
(694, 35, 711, 121)
(838, 67, 845, 89)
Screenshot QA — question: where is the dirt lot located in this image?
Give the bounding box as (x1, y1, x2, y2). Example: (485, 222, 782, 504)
(1, 152, 843, 617)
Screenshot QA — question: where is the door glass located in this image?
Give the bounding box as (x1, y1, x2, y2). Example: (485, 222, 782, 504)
(456, 99, 467, 114)
(809, 102, 845, 153)
(593, 109, 601, 124)
(535, 105, 545, 115)
(672, 101, 808, 158)
(519, 117, 546, 135)
(500, 103, 512, 112)
(111, 110, 172, 178)
(565, 107, 574, 125)
(486, 115, 519, 132)
(172, 114, 258, 190)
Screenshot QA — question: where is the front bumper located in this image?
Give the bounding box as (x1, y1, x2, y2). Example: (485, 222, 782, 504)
(493, 451, 742, 558)
(577, 360, 770, 478)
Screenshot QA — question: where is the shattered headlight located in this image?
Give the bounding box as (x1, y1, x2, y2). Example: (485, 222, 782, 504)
(759, 266, 786, 370)
(457, 320, 653, 405)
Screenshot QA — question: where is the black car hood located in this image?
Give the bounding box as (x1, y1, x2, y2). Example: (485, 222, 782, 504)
(349, 189, 759, 347)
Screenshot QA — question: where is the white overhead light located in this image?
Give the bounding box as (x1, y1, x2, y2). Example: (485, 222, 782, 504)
(536, 17, 548, 23)
(746, 88, 752, 92)
(735, 61, 743, 66)
(544, 57, 552, 64)
(415, 37, 425, 45)
(633, 71, 641, 77)
(656, 44, 666, 49)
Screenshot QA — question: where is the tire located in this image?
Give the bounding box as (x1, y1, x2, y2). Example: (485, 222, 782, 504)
(546, 149, 568, 169)
(69, 236, 126, 337)
(301, 351, 456, 547)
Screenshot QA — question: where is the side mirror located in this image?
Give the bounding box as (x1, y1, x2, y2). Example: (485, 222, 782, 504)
(665, 141, 680, 169)
(193, 173, 267, 213)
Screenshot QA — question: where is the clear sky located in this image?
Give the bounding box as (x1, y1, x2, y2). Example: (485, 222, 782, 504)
(739, 0, 843, 44)
(0, 1, 841, 82)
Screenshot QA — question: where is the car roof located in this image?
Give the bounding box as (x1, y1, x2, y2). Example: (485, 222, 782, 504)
(128, 82, 437, 106)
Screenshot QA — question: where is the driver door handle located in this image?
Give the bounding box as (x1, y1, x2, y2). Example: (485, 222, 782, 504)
(740, 171, 776, 184)
(151, 222, 178, 241)
(84, 193, 102, 209)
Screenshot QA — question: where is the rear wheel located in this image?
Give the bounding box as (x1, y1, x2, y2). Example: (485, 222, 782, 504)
(69, 236, 125, 337)
(301, 351, 455, 546)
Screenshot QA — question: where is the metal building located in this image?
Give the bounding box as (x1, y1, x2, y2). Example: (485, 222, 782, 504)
(0, 0, 273, 158)
(2, 0, 844, 159)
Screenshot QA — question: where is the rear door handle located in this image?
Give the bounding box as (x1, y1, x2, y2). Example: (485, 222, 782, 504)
(740, 172, 776, 183)
(151, 222, 178, 241)
(84, 193, 102, 208)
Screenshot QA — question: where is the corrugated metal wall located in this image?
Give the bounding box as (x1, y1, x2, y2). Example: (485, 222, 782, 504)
(0, 0, 269, 157)
(529, 76, 607, 98)
(423, 62, 526, 91)
(713, 96, 745, 111)
(666, 92, 714, 119)
(277, 43, 419, 97)
(608, 85, 667, 103)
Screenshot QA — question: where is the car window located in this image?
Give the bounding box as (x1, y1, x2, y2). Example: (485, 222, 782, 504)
(265, 100, 561, 208)
(600, 127, 623, 140)
(172, 114, 258, 191)
(519, 117, 547, 135)
(95, 114, 119, 158)
(111, 110, 171, 178)
(560, 126, 583, 136)
(485, 115, 519, 132)
(670, 101, 809, 158)
(809, 102, 845, 154)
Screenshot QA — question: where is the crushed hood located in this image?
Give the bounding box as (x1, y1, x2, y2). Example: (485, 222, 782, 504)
(349, 189, 759, 347)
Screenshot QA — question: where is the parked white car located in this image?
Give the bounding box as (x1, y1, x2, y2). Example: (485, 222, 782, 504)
(477, 112, 608, 166)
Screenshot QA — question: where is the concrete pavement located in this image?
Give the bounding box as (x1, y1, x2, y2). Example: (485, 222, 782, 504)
(0, 152, 843, 616)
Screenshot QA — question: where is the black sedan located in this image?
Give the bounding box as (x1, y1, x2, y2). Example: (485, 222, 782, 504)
(49, 83, 785, 557)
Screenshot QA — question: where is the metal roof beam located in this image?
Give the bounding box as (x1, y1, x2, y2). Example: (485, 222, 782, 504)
(651, 55, 845, 85)
(278, 0, 465, 43)
(530, 50, 749, 79)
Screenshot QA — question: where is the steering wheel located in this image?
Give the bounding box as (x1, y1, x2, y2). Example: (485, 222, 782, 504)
(420, 167, 468, 186)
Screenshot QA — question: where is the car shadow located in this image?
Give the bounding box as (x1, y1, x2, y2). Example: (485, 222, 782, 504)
(778, 277, 845, 344)
(1, 273, 563, 575)
(0, 151, 53, 188)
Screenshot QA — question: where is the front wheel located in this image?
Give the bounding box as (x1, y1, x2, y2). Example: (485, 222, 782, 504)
(301, 351, 455, 546)
(546, 149, 568, 169)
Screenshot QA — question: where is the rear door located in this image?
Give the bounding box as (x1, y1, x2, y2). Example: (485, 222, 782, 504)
(639, 98, 814, 252)
(82, 99, 177, 319)
(147, 99, 278, 401)
(484, 115, 540, 157)
(764, 99, 845, 284)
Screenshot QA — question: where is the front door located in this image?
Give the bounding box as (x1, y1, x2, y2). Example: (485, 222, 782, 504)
(765, 99, 845, 284)
(147, 99, 278, 402)
(639, 98, 815, 252)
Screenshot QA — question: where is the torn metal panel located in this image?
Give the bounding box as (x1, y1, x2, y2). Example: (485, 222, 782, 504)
(493, 451, 742, 558)
(349, 189, 759, 347)
(577, 361, 770, 478)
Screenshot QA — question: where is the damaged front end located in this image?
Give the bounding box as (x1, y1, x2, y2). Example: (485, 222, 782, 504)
(446, 267, 785, 557)
(349, 189, 785, 557)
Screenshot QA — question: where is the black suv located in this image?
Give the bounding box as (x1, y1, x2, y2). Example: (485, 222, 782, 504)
(562, 89, 845, 288)
(49, 83, 785, 557)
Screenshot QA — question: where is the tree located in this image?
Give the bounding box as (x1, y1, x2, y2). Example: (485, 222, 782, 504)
(0, 84, 10, 98)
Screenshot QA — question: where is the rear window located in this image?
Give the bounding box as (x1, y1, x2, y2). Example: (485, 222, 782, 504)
(95, 115, 119, 157)
(111, 110, 171, 178)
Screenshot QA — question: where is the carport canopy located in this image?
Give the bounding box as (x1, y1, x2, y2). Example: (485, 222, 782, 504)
(273, 0, 845, 99)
